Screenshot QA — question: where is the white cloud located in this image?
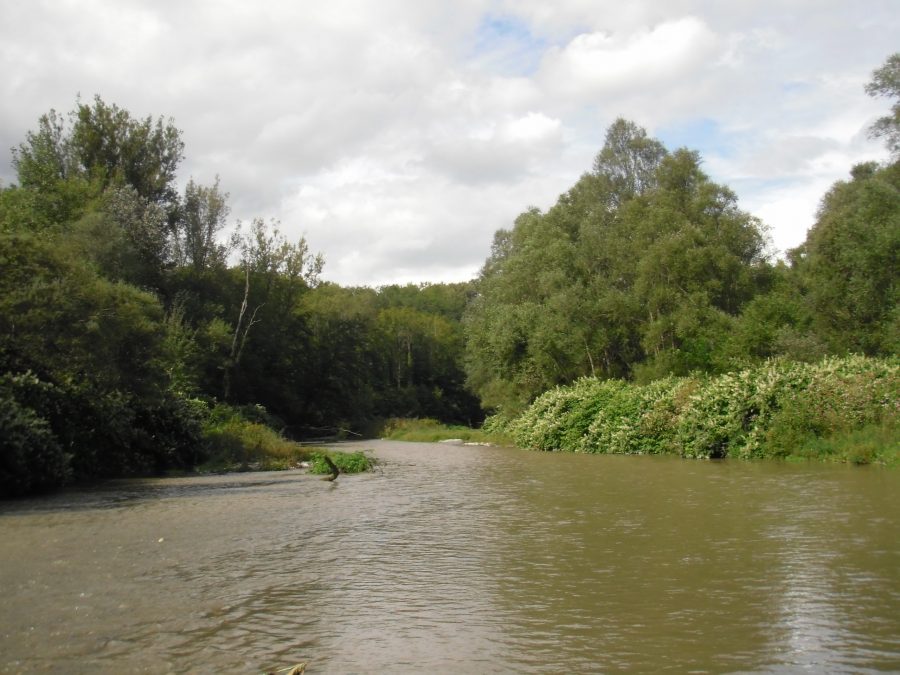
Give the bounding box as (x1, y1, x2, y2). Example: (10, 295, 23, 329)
(501, 112, 561, 143)
(538, 17, 721, 101)
(1, 0, 897, 285)
(742, 178, 837, 256)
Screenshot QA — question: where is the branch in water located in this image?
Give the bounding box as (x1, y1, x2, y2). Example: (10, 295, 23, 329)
(322, 455, 340, 482)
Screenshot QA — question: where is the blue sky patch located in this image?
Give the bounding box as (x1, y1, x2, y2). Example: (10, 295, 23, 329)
(470, 13, 547, 76)
(657, 117, 742, 160)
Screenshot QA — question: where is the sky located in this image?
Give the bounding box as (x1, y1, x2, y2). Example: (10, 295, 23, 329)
(1, 0, 896, 287)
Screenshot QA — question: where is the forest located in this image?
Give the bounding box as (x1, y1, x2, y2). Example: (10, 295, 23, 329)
(1, 54, 898, 496)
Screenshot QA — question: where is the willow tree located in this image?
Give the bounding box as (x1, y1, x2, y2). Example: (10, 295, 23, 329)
(464, 120, 771, 411)
(866, 52, 900, 158)
(12, 96, 184, 218)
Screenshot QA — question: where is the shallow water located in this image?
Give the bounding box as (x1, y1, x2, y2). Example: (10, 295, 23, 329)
(1, 440, 899, 673)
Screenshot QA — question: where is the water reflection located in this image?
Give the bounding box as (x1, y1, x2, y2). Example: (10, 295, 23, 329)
(1, 442, 898, 673)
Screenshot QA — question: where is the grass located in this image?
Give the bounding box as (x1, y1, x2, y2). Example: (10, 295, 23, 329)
(200, 414, 315, 471)
(379, 417, 512, 445)
(785, 420, 899, 466)
(309, 450, 372, 474)
(199, 404, 373, 473)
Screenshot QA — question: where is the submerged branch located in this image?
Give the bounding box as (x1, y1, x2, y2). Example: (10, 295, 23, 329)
(321, 454, 340, 482)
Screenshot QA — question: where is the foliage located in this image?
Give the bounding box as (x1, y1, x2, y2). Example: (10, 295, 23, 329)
(293, 282, 482, 431)
(0, 374, 70, 497)
(500, 356, 898, 464)
(783, 420, 899, 466)
(866, 52, 900, 158)
(172, 177, 231, 270)
(11, 96, 183, 227)
(308, 450, 372, 475)
(379, 417, 509, 444)
(0, 230, 205, 488)
(464, 122, 770, 410)
(791, 161, 899, 355)
(200, 404, 312, 472)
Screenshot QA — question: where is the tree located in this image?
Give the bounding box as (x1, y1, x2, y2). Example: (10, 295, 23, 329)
(68, 95, 184, 205)
(606, 149, 767, 379)
(866, 52, 900, 158)
(60, 186, 171, 288)
(593, 117, 668, 207)
(9, 109, 97, 227)
(101, 185, 171, 286)
(11, 110, 71, 193)
(12, 96, 184, 214)
(464, 120, 772, 410)
(726, 261, 825, 364)
(794, 161, 899, 354)
(222, 218, 323, 402)
(0, 232, 202, 482)
(173, 177, 231, 270)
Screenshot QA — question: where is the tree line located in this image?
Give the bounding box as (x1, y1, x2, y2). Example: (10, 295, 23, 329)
(1, 53, 897, 495)
(465, 55, 898, 413)
(0, 96, 479, 496)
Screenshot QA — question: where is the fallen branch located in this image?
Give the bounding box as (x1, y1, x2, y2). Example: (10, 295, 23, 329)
(321, 454, 340, 482)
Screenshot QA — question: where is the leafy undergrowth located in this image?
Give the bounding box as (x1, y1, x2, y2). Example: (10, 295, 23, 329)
(309, 450, 372, 475)
(380, 417, 512, 445)
(784, 420, 899, 466)
(200, 404, 333, 472)
(489, 355, 898, 465)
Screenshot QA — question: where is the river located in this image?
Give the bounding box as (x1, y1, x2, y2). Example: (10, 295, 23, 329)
(1, 440, 899, 673)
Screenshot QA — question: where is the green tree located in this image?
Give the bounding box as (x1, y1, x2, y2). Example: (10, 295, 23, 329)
(297, 284, 381, 426)
(9, 110, 98, 227)
(59, 186, 171, 289)
(67, 95, 184, 205)
(794, 162, 899, 354)
(726, 261, 825, 364)
(593, 117, 668, 207)
(173, 177, 231, 271)
(12, 96, 184, 217)
(0, 232, 202, 483)
(866, 52, 900, 157)
(630, 150, 768, 377)
(221, 218, 323, 402)
(465, 122, 771, 410)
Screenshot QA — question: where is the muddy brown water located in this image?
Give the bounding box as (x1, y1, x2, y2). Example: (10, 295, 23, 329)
(1, 440, 899, 673)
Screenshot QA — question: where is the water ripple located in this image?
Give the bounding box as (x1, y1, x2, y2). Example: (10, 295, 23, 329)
(1, 442, 899, 673)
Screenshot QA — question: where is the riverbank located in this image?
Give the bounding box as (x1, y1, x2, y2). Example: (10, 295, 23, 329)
(485, 355, 898, 466)
(379, 417, 511, 445)
(181, 403, 374, 476)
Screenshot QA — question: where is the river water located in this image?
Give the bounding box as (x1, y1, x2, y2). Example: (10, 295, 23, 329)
(1, 440, 899, 673)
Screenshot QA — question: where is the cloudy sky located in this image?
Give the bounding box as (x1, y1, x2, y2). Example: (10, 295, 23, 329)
(1, 1, 896, 286)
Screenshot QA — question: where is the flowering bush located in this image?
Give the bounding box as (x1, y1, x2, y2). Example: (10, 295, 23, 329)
(498, 355, 898, 463)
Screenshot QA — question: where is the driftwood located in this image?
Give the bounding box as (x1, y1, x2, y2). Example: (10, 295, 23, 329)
(321, 454, 340, 482)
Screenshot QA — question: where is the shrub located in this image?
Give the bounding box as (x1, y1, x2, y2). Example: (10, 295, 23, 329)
(0, 390, 70, 498)
(379, 417, 508, 444)
(499, 355, 898, 464)
(201, 403, 313, 471)
(309, 450, 372, 475)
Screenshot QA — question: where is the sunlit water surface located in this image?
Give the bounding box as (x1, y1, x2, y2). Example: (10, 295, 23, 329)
(2, 440, 899, 673)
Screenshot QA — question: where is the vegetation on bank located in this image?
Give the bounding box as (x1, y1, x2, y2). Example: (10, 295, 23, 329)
(0, 96, 475, 498)
(379, 417, 511, 445)
(0, 392, 371, 496)
(486, 355, 898, 465)
(200, 404, 316, 472)
(189, 404, 374, 474)
(309, 450, 372, 475)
